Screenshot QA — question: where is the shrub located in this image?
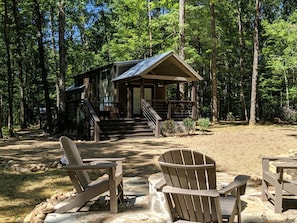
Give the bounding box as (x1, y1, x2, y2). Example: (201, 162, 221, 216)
(183, 117, 195, 135)
(1, 127, 9, 137)
(282, 106, 297, 122)
(162, 119, 176, 136)
(196, 118, 211, 131)
(226, 112, 235, 121)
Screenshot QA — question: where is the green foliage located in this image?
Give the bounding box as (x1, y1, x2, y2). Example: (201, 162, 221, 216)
(1, 0, 297, 132)
(261, 11, 297, 118)
(1, 127, 9, 137)
(182, 117, 195, 135)
(196, 118, 211, 131)
(161, 119, 176, 136)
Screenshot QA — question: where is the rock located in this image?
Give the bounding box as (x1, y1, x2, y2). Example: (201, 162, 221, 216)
(7, 160, 15, 165)
(37, 163, 46, 171)
(23, 212, 33, 223)
(49, 161, 59, 168)
(30, 164, 38, 172)
(10, 163, 20, 171)
(19, 167, 31, 173)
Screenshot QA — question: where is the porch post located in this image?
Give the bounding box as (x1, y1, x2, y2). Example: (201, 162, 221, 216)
(140, 79, 144, 115)
(176, 83, 180, 100)
(115, 82, 119, 114)
(191, 81, 197, 120)
(127, 85, 132, 118)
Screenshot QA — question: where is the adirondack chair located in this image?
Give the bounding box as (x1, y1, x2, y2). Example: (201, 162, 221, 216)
(55, 136, 124, 214)
(262, 156, 297, 213)
(157, 149, 250, 223)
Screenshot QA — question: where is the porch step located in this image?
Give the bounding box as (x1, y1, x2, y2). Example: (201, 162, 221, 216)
(99, 118, 155, 140)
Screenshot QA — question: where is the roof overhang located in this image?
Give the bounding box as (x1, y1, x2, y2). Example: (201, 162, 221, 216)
(112, 51, 203, 84)
(66, 84, 85, 92)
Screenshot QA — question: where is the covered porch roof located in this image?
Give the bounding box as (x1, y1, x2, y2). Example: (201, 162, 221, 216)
(112, 51, 203, 84)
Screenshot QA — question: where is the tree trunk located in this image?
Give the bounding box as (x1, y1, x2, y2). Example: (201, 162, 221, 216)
(58, 0, 67, 131)
(283, 67, 290, 107)
(3, 0, 14, 136)
(179, 0, 185, 99)
(50, 6, 59, 109)
(210, 0, 218, 122)
(249, 0, 260, 126)
(34, 0, 53, 132)
(12, 0, 27, 129)
(179, 0, 185, 60)
(0, 95, 3, 138)
(148, 0, 153, 57)
(238, 0, 248, 122)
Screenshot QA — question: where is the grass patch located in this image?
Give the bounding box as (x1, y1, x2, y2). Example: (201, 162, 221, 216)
(0, 168, 72, 222)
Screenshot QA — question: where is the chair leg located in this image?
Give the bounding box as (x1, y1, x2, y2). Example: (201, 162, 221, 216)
(262, 179, 268, 201)
(109, 168, 118, 214)
(237, 196, 242, 223)
(274, 182, 283, 213)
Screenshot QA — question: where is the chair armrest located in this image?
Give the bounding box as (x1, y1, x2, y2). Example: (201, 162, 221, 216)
(273, 162, 297, 169)
(219, 175, 250, 195)
(155, 177, 166, 192)
(162, 185, 219, 198)
(62, 162, 116, 171)
(261, 156, 297, 161)
(83, 157, 125, 163)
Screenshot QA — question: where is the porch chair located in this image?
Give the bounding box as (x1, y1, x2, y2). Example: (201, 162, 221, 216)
(157, 149, 250, 223)
(55, 136, 124, 214)
(262, 156, 297, 213)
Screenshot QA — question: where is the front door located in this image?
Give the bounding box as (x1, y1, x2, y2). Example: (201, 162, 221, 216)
(133, 87, 152, 116)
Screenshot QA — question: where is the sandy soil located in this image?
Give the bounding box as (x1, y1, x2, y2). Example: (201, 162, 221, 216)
(1, 124, 297, 176)
(0, 123, 297, 221)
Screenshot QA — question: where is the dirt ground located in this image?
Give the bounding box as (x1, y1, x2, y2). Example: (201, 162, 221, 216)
(1, 123, 297, 222)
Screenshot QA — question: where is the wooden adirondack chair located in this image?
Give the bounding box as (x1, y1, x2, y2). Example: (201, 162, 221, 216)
(262, 156, 297, 213)
(55, 136, 124, 214)
(157, 149, 250, 223)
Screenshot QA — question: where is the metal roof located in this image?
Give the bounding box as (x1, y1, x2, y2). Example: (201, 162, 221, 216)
(66, 84, 85, 92)
(112, 51, 202, 82)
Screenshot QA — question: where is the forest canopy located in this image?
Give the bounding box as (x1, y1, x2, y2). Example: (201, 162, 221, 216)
(0, 0, 296, 136)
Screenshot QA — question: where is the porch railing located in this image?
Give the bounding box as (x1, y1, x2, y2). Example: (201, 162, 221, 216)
(149, 100, 195, 120)
(141, 99, 162, 137)
(83, 99, 100, 142)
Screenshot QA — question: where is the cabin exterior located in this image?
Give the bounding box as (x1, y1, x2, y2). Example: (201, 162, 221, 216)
(65, 51, 203, 141)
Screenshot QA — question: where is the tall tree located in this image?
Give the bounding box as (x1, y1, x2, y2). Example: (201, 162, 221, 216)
(249, 0, 260, 126)
(148, 0, 153, 57)
(0, 94, 2, 138)
(210, 0, 218, 122)
(58, 0, 66, 130)
(12, 0, 27, 129)
(49, 4, 59, 108)
(33, 0, 53, 132)
(237, 0, 248, 121)
(179, 0, 185, 60)
(3, 0, 14, 136)
(179, 0, 185, 98)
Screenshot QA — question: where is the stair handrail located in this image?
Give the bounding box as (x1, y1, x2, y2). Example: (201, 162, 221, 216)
(141, 99, 162, 137)
(83, 98, 101, 142)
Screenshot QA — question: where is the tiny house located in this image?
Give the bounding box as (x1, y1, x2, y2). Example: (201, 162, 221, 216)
(65, 51, 203, 141)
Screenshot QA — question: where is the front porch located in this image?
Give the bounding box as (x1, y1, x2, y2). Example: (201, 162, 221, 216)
(65, 98, 196, 141)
